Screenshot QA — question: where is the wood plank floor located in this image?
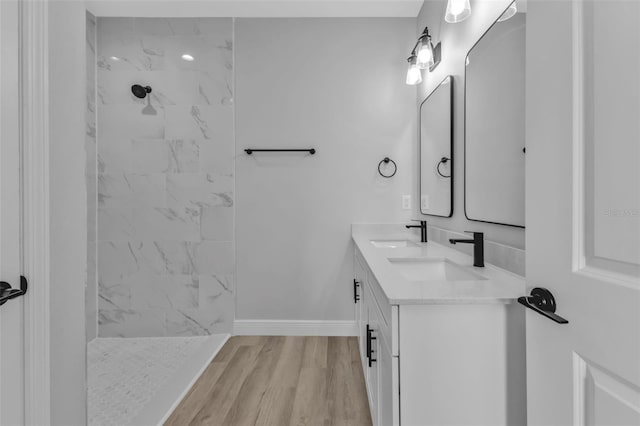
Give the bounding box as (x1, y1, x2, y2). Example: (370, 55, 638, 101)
(165, 336, 372, 426)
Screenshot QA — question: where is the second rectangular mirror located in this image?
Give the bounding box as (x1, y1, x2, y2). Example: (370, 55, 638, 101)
(420, 75, 453, 217)
(464, 0, 525, 227)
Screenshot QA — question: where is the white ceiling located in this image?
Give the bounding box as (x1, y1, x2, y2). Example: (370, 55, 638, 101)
(87, 0, 425, 18)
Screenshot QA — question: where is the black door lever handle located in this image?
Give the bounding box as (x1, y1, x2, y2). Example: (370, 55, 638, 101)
(518, 287, 568, 324)
(0, 276, 28, 306)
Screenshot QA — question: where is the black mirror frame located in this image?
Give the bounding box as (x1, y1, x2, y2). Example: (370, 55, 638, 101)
(463, 0, 526, 229)
(419, 75, 454, 218)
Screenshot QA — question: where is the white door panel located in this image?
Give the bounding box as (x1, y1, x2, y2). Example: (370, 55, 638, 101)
(0, 0, 25, 423)
(526, 1, 640, 425)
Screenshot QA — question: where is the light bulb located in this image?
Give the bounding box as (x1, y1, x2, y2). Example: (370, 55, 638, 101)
(416, 37, 434, 70)
(406, 56, 422, 86)
(497, 2, 517, 22)
(445, 0, 471, 23)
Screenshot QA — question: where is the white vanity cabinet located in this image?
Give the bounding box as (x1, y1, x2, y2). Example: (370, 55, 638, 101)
(355, 249, 400, 426)
(353, 246, 525, 426)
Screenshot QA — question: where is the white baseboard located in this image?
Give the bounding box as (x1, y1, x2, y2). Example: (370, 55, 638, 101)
(234, 320, 358, 336)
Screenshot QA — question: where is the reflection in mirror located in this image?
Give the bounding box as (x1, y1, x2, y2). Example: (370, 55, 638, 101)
(465, 0, 525, 227)
(420, 75, 453, 217)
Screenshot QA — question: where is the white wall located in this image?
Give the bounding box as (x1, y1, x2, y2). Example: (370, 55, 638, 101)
(49, 1, 87, 424)
(416, 0, 525, 250)
(235, 18, 417, 322)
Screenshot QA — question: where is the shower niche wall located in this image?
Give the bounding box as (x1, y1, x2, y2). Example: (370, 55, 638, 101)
(93, 18, 235, 337)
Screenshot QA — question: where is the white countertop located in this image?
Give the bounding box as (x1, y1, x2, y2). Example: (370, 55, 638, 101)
(352, 224, 525, 305)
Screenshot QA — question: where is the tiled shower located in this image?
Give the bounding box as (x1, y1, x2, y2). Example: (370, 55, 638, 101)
(87, 17, 235, 338)
(86, 16, 236, 424)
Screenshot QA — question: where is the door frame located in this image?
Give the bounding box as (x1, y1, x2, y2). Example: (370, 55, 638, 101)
(20, 0, 51, 423)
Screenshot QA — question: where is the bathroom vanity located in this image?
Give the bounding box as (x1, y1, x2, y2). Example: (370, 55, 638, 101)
(352, 225, 526, 426)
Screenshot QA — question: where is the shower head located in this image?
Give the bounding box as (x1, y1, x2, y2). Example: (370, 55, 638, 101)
(131, 84, 152, 99)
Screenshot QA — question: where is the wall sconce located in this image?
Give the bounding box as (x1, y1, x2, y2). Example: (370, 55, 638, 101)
(406, 55, 422, 85)
(405, 27, 441, 86)
(445, 0, 471, 23)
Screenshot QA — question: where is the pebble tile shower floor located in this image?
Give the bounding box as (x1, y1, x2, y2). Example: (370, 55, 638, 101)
(87, 336, 210, 426)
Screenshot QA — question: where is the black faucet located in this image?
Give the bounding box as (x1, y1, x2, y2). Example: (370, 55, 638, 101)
(406, 220, 428, 243)
(449, 231, 484, 267)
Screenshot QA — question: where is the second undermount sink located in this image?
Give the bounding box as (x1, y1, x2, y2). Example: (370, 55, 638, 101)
(387, 257, 487, 282)
(370, 240, 418, 248)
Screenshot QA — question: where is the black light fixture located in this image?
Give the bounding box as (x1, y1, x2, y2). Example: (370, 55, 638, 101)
(406, 27, 442, 86)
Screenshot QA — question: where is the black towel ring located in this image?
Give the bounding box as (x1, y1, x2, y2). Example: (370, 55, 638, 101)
(436, 157, 451, 178)
(378, 157, 397, 178)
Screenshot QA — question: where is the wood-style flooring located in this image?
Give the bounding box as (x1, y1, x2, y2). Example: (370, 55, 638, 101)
(165, 336, 372, 426)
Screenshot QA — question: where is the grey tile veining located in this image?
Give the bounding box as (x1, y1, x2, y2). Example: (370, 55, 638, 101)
(129, 274, 199, 310)
(199, 275, 234, 309)
(97, 17, 234, 338)
(97, 70, 230, 107)
(98, 173, 166, 208)
(131, 206, 201, 241)
(166, 173, 234, 209)
(98, 105, 165, 141)
(168, 139, 199, 172)
(164, 105, 233, 141)
(98, 309, 167, 338)
(98, 241, 139, 281)
(98, 281, 131, 311)
(165, 304, 232, 336)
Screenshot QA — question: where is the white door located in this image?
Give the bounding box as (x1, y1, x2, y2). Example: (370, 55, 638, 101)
(0, 0, 26, 424)
(526, 0, 640, 425)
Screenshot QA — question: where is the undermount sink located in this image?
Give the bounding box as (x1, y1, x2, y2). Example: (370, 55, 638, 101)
(370, 240, 418, 248)
(387, 257, 486, 282)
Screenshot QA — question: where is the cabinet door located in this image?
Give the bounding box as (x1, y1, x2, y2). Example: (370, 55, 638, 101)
(378, 339, 397, 426)
(366, 283, 381, 426)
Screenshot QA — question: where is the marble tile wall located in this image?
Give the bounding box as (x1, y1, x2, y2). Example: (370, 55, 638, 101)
(95, 18, 234, 337)
(86, 12, 98, 342)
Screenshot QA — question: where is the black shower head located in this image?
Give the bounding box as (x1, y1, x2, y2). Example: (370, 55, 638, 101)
(131, 84, 152, 99)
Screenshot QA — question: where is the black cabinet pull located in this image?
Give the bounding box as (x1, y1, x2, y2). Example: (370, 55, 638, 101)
(366, 324, 377, 367)
(0, 276, 28, 307)
(353, 279, 360, 303)
(518, 287, 568, 324)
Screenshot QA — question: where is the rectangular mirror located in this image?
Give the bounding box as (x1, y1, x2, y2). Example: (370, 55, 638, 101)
(420, 75, 453, 217)
(464, 0, 525, 227)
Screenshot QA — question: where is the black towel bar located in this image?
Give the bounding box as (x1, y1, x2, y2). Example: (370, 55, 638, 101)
(244, 148, 316, 155)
